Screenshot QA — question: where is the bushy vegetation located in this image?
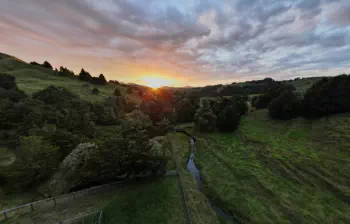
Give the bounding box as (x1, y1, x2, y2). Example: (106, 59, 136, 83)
(0, 74, 166, 195)
(176, 98, 195, 123)
(217, 105, 241, 132)
(268, 91, 302, 120)
(253, 83, 295, 109)
(194, 100, 217, 132)
(303, 74, 350, 118)
(79, 69, 107, 85)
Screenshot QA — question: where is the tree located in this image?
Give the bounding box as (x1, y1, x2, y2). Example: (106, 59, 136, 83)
(78, 69, 92, 82)
(253, 83, 295, 109)
(140, 99, 164, 124)
(303, 75, 350, 117)
(176, 98, 195, 123)
(217, 105, 241, 132)
(98, 74, 107, 84)
(268, 91, 302, 120)
(194, 99, 217, 132)
(43, 61, 53, 69)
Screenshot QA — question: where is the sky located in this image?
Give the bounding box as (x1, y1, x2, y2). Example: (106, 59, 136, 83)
(1, 0, 350, 87)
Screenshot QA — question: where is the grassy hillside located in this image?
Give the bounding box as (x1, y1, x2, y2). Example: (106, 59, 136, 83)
(192, 110, 350, 223)
(0, 52, 140, 103)
(291, 77, 324, 93)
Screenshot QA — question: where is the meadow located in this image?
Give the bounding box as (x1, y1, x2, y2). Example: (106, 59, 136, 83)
(192, 109, 350, 223)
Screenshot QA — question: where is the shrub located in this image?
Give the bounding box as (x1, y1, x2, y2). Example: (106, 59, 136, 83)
(176, 98, 195, 123)
(91, 88, 100, 95)
(2, 136, 59, 191)
(194, 100, 217, 132)
(303, 75, 350, 117)
(268, 91, 302, 120)
(217, 105, 241, 132)
(127, 87, 133, 94)
(0, 73, 17, 90)
(140, 99, 164, 124)
(232, 96, 248, 115)
(254, 83, 295, 109)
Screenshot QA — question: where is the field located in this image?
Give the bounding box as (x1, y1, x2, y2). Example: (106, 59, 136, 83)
(103, 177, 188, 224)
(0, 52, 140, 103)
(191, 110, 350, 223)
(291, 77, 324, 93)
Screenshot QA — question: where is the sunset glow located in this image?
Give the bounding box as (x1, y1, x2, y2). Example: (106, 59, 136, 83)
(140, 76, 175, 88)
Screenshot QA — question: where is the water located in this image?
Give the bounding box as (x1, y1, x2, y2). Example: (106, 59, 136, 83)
(186, 138, 235, 223)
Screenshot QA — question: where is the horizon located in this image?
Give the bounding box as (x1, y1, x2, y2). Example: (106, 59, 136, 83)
(1, 0, 350, 87)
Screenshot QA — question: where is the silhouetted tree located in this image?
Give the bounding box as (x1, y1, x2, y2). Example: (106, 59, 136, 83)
(176, 98, 195, 123)
(78, 69, 92, 82)
(194, 99, 217, 132)
(43, 61, 53, 69)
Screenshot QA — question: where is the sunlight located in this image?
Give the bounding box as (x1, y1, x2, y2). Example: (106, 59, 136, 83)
(140, 75, 174, 88)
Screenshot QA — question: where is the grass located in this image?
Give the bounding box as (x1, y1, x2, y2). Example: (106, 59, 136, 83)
(166, 130, 220, 224)
(103, 177, 188, 224)
(0, 52, 140, 103)
(291, 77, 324, 93)
(1, 190, 116, 224)
(192, 109, 350, 223)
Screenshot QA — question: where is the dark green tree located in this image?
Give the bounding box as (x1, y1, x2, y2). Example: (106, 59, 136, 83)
(176, 98, 195, 123)
(268, 91, 302, 120)
(194, 100, 217, 132)
(217, 105, 241, 132)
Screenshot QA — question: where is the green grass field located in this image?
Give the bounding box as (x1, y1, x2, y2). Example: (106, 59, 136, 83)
(291, 77, 324, 93)
(0, 52, 140, 103)
(192, 110, 350, 223)
(103, 177, 188, 224)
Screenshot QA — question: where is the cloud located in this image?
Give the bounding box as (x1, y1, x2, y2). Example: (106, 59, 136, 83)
(0, 0, 349, 85)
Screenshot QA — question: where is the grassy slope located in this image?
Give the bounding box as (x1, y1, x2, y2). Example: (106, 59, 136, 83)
(194, 110, 350, 223)
(103, 177, 187, 224)
(292, 77, 324, 93)
(167, 127, 220, 224)
(0, 52, 140, 103)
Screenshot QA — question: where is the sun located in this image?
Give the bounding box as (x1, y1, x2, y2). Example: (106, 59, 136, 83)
(140, 75, 174, 88)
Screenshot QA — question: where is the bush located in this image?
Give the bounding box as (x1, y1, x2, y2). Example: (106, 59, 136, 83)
(2, 136, 59, 191)
(194, 100, 217, 132)
(127, 87, 133, 94)
(268, 91, 302, 120)
(140, 99, 164, 124)
(232, 96, 248, 115)
(217, 105, 241, 132)
(254, 83, 295, 109)
(176, 98, 195, 122)
(91, 88, 100, 95)
(0, 73, 17, 90)
(303, 75, 350, 117)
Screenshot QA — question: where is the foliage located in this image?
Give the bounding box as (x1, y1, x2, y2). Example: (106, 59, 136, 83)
(176, 98, 195, 123)
(91, 87, 100, 95)
(217, 105, 241, 132)
(0, 73, 18, 90)
(58, 66, 75, 77)
(43, 61, 53, 69)
(303, 75, 350, 117)
(194, 99, 217, 132)
(253, 83, 296, 109)
(140, 99, 164, 124)
(1, 136, 59, 191)
(91, 74, 107, 85)
(78, 69, 92, 82)
(268, 91, 302, 120)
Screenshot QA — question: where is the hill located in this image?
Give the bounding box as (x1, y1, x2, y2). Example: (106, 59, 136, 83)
(0, 52, 139, 103)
